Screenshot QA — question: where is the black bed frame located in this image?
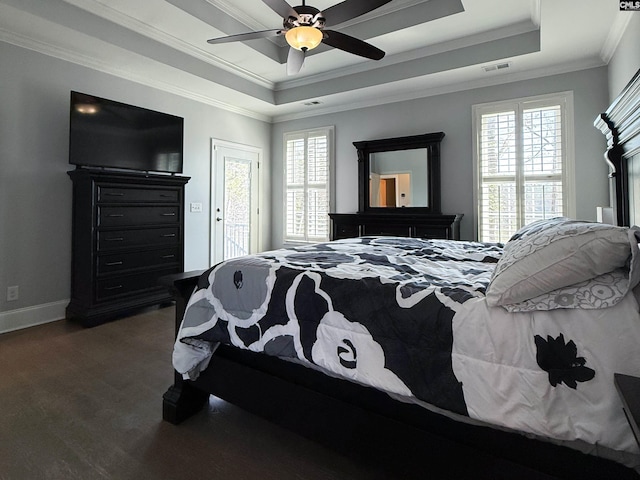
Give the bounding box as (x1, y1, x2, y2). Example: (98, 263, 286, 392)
(161, 69, 640, 480)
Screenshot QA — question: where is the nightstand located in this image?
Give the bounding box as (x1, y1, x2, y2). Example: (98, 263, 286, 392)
(614, 373, 640, 448)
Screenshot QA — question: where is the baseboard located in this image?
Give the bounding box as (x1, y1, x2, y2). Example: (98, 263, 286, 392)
(0, 300, 68, 334)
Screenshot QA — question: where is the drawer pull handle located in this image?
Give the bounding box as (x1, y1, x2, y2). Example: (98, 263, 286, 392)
(161, 213, 176, 216)
(108, 214, 125, 218)
(106, 261, 123, 266)
(159, 194, 173, 198)
(105, 192, 125, 197)
(104, 237, 124, 242)
(161, 233, 176, 238)
(105, 285, 123, 291)
(161, 255, 176, 259)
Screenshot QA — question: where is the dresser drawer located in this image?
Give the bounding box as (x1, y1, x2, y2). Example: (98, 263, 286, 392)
(98, 227, 180, 250)
(97, 247, 181, 275)
(361, 224, 412, 237)
(329, 213, 462, 241)
(98, 206, 180, 226)
(414, 226, 450, 239)
(96, 267, 181, 301)
(98, 186, 179, 204)
(333, 224, 360, 239)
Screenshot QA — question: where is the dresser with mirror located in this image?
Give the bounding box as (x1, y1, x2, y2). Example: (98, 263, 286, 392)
(329, 132, 463, 240)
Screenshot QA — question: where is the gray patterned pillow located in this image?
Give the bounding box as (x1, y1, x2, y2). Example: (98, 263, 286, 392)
(486, 218, 631, 306)
(503, 228, 640, 311)
(506, 217, 573, 242)
(502, 269, 630, 312)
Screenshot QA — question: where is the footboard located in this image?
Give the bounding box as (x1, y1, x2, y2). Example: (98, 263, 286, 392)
(159, 270, 208, 424)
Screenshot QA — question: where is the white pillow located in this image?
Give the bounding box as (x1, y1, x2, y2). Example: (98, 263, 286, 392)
(486, 218, 631, 306)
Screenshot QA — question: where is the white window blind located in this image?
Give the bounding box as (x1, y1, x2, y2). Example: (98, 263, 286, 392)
(284, 127, 333, 243)
(474, 93, 574, 243)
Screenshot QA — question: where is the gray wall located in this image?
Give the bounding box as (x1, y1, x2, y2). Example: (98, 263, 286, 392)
(0, 42, 271, 324)
(607, 13, 640, 101)
(0, 42, 622, 330)
(271, 67, 610, 246)
(370, 150, 429, 207)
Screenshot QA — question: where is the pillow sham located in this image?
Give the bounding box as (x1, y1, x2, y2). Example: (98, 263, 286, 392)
(501, 228, 640, 312)
(502, 269, 629, 312)
(485, 218, 631, 307)
(506, 217, 574, 242)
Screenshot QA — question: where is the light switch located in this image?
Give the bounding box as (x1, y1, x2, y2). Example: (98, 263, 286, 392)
(190, 202, 203, 213)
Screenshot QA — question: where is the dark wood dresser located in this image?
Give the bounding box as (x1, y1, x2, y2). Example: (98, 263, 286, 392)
(329, 213, 462, 240)
(67, 168, 190, 326)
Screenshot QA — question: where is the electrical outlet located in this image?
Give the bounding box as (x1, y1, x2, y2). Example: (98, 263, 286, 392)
(190, 202, 203, 213)
(7, 285, 19, 302)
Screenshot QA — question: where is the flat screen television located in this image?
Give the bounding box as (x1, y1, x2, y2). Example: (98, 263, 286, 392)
(69, 91, 184, 174)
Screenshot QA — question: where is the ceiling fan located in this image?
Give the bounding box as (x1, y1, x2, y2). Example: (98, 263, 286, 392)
(207, 0, 392, 75)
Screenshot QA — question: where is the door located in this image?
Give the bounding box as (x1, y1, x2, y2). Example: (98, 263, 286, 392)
(211, 140, 260, 265)
(383, 178, 396, 206)
(370, 172, 381, 207)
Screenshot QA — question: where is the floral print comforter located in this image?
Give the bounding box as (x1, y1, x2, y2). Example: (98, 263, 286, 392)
(173, 237, 640, 464)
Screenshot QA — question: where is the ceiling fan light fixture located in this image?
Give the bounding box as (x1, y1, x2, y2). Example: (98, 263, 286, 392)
(285, 26, 322, 51)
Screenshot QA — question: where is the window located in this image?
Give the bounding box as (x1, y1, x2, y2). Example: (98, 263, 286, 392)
(284, 127, 334, 243)
(473, 92, 575, 243)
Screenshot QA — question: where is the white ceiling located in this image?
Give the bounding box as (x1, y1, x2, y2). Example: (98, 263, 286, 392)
(0, 0, 630, 122)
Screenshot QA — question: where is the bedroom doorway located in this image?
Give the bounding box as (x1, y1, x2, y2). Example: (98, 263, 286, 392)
(211, 139, 260, 265)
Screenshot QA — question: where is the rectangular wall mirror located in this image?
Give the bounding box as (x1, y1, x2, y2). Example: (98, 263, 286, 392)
(355, 132, 444, 214)
(369, 149, 430, 207)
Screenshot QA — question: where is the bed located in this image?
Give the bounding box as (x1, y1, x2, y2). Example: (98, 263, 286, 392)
(162, 68, 640, 479)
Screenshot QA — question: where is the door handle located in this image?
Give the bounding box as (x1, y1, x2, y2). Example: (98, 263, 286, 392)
(216, 217, 222, 222)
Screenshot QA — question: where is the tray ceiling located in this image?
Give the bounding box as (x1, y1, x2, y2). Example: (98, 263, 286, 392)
(0, 0, 629, 121)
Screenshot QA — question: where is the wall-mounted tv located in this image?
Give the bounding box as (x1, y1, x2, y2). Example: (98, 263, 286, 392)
(69, 91, 184, 174)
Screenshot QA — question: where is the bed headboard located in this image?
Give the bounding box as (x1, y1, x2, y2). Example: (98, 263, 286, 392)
(594, 68, 640, 227)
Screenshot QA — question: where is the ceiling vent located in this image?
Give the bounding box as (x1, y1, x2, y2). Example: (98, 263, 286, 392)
(303, 100, 322, 106)
(482, 62, 511, 73)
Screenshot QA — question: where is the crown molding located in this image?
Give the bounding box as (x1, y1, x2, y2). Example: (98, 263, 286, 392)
(530, 0, 541, 28)
(205, 0, 270, 32)
(62, 0, 275, 89)
(272, 58, 605, 123)
(0, 27, 271, 122)
(600, 11, 633, 64)
(275, 20, 538, 91)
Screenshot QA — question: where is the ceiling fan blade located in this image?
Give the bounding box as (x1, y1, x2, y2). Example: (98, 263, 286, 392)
(287, 47, 305, 75)
(262, 0, 299, 20)
(207, 29, 283, 44)
(322, 0, 393, 27)
(322, 30, 385, 60)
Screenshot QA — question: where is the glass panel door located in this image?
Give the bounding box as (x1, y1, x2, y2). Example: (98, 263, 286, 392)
(211, 141, 259, 264)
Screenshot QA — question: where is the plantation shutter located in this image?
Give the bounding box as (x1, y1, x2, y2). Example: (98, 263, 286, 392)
(284, 128, 332, 243)
(475, 94, 571, 243)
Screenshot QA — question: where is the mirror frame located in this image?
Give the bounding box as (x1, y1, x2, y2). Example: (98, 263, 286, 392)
(355, 132, 444, 214)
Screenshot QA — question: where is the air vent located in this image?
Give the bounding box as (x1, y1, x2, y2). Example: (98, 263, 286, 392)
(482, 62, 511, 72)
(303, 100, 322, 106)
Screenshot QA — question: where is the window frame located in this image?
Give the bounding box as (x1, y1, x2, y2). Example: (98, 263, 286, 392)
(472, 92, 576, 242)
(283, 126, 335, 245)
